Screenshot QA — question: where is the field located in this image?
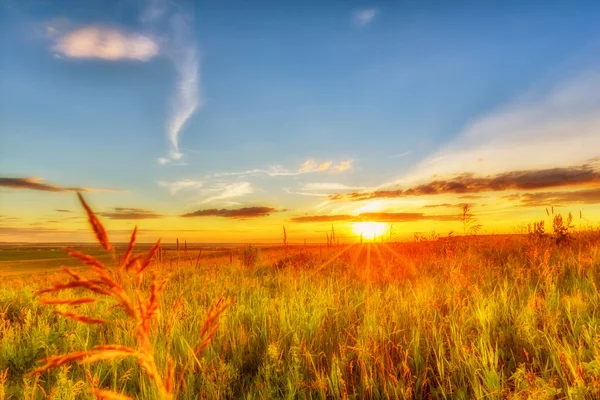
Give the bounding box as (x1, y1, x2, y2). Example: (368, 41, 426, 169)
(2, 204, 600, 399)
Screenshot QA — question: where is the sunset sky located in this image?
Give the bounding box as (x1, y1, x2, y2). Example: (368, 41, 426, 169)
(2, 0, 600, 243)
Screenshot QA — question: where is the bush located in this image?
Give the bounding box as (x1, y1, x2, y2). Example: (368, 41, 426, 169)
(240, 244, 260, 268)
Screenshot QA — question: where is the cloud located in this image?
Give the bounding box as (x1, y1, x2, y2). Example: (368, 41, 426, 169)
(158, 179, 203, 195)
(290, 212, 459, 223)
(332, 161, 352, 172)
(51, 26, 159, 61)
(510, 187, 600, 207)
(181, 206, 277, 219)
(98, 207, 164, 220)
(290, 215, 355, 223)
(390, 69, 600, 186)
(198, 182, 253, 204)
(358, 212, 459, 222)
(0, 177, 120, 193)
(301, 182, 367, 191)
(354, 9, 378, 26)
(328, 163, 600, 201)
(211, 158, 353, 179)
(55, 209, 72, 213)
(422, 203, 461, 209)
(145, 4, 200, 164)
(299, 158, 332, 173)
(0, 227, 60, 235)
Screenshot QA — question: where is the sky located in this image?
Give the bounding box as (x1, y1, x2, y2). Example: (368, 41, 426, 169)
(1, 0, 600, 243)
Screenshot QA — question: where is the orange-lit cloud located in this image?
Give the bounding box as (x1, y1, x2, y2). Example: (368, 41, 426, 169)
(508, 187, 600, 207)
(98, 208, 164, 220)
(290, 215, 354, 223)
(52, 27, 159, 61)
(332, 160, 352, 172)
(299, 158, 332, 173)
(328, 163, 600, 201)
(181, 206, 277, 219)
(0, 177, 120, 193)
(290, 212, 458, 223)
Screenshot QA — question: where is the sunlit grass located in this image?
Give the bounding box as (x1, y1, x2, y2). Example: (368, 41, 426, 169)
(1, 197, 600, 398)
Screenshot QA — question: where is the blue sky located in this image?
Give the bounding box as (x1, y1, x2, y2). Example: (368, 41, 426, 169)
(2, 0, 600, 242)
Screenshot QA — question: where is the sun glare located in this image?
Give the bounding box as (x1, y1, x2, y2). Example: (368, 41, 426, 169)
(352, 221, 387, 240)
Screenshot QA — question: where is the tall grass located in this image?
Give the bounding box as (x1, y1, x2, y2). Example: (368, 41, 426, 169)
(1, 198, 600, 398)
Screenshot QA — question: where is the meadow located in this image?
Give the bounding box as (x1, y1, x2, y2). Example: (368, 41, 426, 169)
(1, 197, 600, 399)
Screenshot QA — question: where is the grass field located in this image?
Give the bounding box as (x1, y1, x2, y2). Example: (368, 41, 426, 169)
(1, 200, 600, 399)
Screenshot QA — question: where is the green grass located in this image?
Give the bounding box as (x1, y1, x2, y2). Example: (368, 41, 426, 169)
(1, 233, 600, 399)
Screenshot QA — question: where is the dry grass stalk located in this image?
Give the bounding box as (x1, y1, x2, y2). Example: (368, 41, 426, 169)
(195, 296, 232, 356)
(120, 226, 137, 268)
(65, 248, 106, 270)
(53, 310, 106, 324)
(40, 297, 96, 306)
(77, 192, 111, 251)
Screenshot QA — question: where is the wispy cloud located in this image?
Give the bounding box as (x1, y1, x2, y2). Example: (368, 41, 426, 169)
(290, 215, 355, 223)
(301, 182, 367, 191)
(213, 158, 353, 178)
(55, 209, 72, 213)
(181, 206, 277, 219)
(329, 163, 600, 201)
(290, 212, 458, 223)
(353, 9, 378, 26)
(0, 177, 121, 193)
(198, 182, 253, 205)
(98, 207, 164, 220)
(392, 69, 600, 186)
(51, 26, 159, 61)
(144, 2, 201, 164)
(332, 161, 353, 173)
(158, 179, 203, 195)
(299, 158, 332, 173)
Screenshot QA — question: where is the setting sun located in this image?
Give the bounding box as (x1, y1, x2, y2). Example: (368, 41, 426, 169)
(352, 221, 388, 239)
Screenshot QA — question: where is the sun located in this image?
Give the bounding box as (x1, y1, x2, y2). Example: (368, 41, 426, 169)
(352, 222, 387, 240)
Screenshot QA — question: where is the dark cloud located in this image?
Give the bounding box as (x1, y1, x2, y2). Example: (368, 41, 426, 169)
(511, 188, 600, 208)
(181, 207, 277, 219)
(328, 164, 600, 201)
(55, 209, 72, 213)
(291, 212, 459, 223)
(0, 226, 60, 235)
(422, 203, 461, 208)
(99, 208, 164, 220)
(0, 177, 120, 193)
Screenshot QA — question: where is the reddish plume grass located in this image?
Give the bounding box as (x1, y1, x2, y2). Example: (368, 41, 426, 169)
(30, 192, 231, 399)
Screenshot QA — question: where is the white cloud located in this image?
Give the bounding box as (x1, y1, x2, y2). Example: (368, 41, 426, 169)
(301, 182, 366, 191)
(385, 69, 600, 187)
(52, 27, 159, 61)
(354, 9, 378, 26)
(158, 179, 203, 195)
(165, 13, 200, 161)
(198, 182, 253, 204)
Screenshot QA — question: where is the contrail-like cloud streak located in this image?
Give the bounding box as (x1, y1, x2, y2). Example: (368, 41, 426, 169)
(166, 13, 200, 160)
(143, 1, 201, 164)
